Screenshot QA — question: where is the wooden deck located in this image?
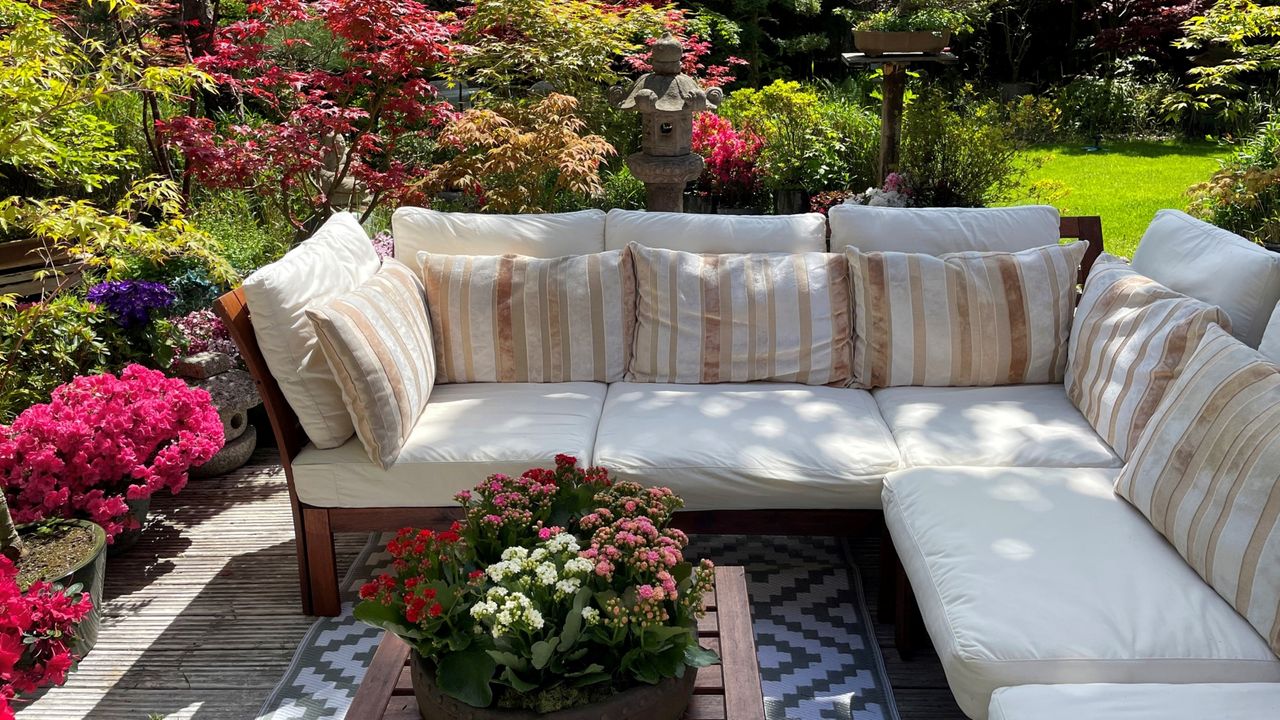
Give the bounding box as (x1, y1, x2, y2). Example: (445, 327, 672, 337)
(13, 451, 962, 720)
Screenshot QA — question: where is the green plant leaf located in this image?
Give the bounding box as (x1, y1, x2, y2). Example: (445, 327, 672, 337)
(684, 643, 720, 668)
(531, 639, 555, 670)
(486, 650, 529, 672)
(499, 665, 538, 692)
(436, 647, 496, 708)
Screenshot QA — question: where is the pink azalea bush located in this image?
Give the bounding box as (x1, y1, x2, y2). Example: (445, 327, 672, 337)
(691, 113, 764, 208)
(355, 456, 716, 711)
(0, 365, 224, 541)
(0, 555, 93, 719)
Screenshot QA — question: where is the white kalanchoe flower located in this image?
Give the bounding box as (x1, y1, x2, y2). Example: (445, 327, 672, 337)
(535, 562, 558, 585)
(564, 557, 592, 575)
(530, 547, 548, 561)
(555, 578, 581, 597)
(581, 606, 599, 624)
(501, 546, 529, 561)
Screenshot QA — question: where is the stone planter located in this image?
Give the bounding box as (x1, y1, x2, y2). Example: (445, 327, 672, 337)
(17, 519, 106, 657)
(411, 651, 697, 720)
(177, 352, 262, 478)
(107, 497, 150, 557)
(853, 30, 951, 56)
(773, 189, 810, 215)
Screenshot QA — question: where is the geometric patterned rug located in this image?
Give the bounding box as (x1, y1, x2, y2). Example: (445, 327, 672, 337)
(256, 534, 899, 720)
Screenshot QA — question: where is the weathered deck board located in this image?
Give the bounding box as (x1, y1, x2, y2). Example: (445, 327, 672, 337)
(14, 451, 960, 719)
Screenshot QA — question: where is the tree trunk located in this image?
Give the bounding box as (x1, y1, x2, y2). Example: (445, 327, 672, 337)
(0, 494, 23, 561)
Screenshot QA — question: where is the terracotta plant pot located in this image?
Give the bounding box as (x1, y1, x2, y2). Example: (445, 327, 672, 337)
(17, 519, 107, 657)
(853, 30, 951, 56)
(411, 651, 698, 720)
(107, 496, 151, 557)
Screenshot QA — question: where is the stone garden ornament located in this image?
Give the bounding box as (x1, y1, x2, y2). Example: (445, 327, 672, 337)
(610, 33, 722, 213)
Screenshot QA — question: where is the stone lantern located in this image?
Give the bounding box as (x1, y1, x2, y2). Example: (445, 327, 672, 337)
(610, 33, 722, 213)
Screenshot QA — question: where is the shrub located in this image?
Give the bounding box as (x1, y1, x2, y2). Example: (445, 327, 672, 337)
(426, 94, 614, 213)
(900, 87, 1022, 207)
(720, 80, 878, 193)
(190, 191, 294, 276)
(596, 167, 646, 211)
(0, 365, 223, 541)
(0, 298, 111, 423)
(1004, 95, 1062, 144)
(691, 113, 765, 208)
(1188, 113, 1280, 243)
(1052, 73, 1175, 140)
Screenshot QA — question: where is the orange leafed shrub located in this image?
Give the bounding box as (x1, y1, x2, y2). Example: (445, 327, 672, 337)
(429, 93, 615, 213)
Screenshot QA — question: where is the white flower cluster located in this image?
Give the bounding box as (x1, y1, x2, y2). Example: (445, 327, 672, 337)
(475, 534, 597, 641)
(470, 586, 544, 637)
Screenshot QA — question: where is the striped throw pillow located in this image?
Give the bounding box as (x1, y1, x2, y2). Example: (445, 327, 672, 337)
(1116, 323, 1280, 655)
(305, 260, 436, 469)
(1067, 255, 1231, 460)
(845, 242, 1087, 388)
(627, 243, 852, 385)
(418, 249, 635, 384)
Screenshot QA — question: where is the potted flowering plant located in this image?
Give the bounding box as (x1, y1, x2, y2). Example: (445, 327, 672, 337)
(847, 0, 989, 56)
(0, 494, 95, 716)
(0, 365, 224, 554)
(355, 456, 718, 718)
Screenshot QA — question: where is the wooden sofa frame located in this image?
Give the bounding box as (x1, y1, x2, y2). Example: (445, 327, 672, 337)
(214, 216, 1103, 617)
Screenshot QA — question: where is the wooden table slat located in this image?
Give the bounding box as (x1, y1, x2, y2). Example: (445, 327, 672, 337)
(348, 632, 411, 717)
(711, 566, 766, 720)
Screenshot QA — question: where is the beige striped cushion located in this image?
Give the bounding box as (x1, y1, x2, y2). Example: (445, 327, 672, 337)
(845, 242, 1086, 388)
(305, 260, 436, 469)
(417, 249, 634, 383)
(627, 243, 852, 385)
(1067, 255, 1231, 460)
(1116, 323, 1280, 655)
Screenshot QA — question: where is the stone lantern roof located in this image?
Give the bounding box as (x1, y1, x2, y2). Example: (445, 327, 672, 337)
(611, 34, 722, 113)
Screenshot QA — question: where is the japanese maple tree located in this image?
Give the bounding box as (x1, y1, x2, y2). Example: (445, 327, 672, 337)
(159, 0, 457, 229)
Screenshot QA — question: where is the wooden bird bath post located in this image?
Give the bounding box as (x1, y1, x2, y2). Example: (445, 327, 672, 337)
(842, 50, 955, 184)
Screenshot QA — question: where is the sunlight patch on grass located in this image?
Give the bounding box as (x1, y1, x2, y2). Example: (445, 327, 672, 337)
(1006, 140, 1228, 258)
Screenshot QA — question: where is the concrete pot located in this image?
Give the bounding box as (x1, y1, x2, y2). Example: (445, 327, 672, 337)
(853, 30, 951, 56)
(411, 651, 697, 720)
(17, 519, 106, 657)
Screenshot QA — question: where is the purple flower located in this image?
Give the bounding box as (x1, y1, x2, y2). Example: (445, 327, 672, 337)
(371, 231, 394, 260)
(86, 280, 175, 328)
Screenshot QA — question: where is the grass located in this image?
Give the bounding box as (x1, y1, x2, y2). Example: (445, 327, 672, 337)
(1008, 139, 1229, 258)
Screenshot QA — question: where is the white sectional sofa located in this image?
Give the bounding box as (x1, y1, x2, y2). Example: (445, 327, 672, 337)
(215, 203, 1280, 718)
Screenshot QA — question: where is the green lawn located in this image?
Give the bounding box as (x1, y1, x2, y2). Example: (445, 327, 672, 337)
(1009, 140, 1228, 258)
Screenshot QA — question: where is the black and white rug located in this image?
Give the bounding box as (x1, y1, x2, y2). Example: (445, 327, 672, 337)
(257, 534, 899, 720)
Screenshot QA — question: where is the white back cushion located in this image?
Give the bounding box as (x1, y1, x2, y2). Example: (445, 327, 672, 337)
(392, 208, 605, 258)
(604, 209, 826, 253)
(829, 204, 1061, 254)
(1132, 209, 1280, 347)
(242, 212, 379, 448)
(1261, 302, 1280, 363)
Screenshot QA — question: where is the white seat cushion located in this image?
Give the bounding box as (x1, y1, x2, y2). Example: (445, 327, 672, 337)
(292, 383, 607, 507)
(1132, 209, 1280, 347)
(391, 207, 605, 258)
(989, 683, 1280, 720)
(593, 383, 901, 510)
(604, 209, 826, 253)
(873, 385, 1120, 468)
(883, 467, 1280, 720)
(829, 204, 1061, 254)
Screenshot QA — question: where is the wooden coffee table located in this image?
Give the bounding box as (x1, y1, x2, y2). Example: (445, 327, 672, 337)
(348, 565, 766, 720)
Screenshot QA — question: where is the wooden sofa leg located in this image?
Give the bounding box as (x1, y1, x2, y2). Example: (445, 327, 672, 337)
(877, 519, 897, 624)
(894, 553, 920, 661)
(290, 501, 314, 616)
(303, 508, 341, 617)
